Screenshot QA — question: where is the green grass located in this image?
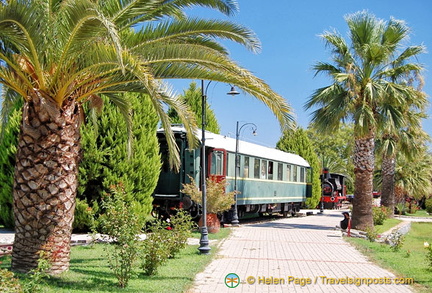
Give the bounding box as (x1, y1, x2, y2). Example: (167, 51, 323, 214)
(375, 218, 402, 234)
(346, 222, 432, 293)
(405, 210, 431, 218)
(0, 228, 231, 292)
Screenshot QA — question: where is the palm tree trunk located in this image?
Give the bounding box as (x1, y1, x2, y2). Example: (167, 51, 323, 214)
(12, 93, 81, 275)
(351, 135, 374, 230)
(380, 154, 395, 217)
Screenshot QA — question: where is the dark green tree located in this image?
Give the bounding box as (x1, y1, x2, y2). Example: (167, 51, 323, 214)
(78, 93, 161, 226)
(0, 103, 21, 228)
(306, 124, 355, 193)
(168, 82, 221, 134)
(276, 127, 321, 208)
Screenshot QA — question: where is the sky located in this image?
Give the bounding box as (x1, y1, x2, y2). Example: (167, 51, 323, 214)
(171, 0, 432, 148)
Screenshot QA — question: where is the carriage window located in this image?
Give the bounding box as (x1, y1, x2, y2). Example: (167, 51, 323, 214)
(277, 163, 283, 181)
(293, 165, 298, 182)
(254, 158, 260, 179)
(227, 153, 236, 177)
(268, 161, 273, 180)
(210, 150, 224, 176)
(243, 156, 250, 178)
(300, 167, 305, 182)
(286, 165, 292, 181)
(261, 160, 267, 179)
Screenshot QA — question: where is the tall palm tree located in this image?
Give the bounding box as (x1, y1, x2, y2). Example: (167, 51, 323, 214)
(0, 0, 294, 274)
(378, 111, 428, 216)
(377, 56, 427, 215)
(304, 11, 425, 230)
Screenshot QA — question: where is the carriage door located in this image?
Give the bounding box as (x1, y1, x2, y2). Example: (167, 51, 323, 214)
(208, 148, 227, 182)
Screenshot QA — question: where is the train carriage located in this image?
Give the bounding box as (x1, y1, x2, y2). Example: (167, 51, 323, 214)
(152, 125, 312, 221)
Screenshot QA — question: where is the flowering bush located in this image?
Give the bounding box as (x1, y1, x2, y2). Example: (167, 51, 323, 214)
(373, 206, 389, 225)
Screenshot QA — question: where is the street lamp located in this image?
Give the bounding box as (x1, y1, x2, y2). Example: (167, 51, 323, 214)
(232, 121, 257, 226)
(198, 80, 240, 254)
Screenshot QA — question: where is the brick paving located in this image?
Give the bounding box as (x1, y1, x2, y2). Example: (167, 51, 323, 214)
(188, 210, 415, 293)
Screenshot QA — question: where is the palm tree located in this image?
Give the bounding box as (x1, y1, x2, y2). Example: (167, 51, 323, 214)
(377, 57, 427, 215)
(378, 112, 428, 216)
(393, 148, 432, 202)
(0, 0, 294, 274)
(304, 11, 425, 230)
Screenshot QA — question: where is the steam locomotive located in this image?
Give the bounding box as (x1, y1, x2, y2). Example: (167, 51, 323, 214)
(319, 168, 347, 209)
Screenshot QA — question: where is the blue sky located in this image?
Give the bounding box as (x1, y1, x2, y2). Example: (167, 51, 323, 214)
(172, 0, 432, 147)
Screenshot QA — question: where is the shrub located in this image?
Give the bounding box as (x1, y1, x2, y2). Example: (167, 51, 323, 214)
(99, 183, 145, 288)
(395, 202, 406, 215)
(182, 176, 236, 214)
(166, 210, 195, 258)
(140, 220, 171, 276)
(425, 198, 432, 214)
(365, 226, 378, 242)
(0, 268, 23, 293)
(372, 206, 388, 225)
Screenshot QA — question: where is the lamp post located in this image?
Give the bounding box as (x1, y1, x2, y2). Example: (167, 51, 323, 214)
(199, 80, 239, 254)
(232, 121, 257, 226)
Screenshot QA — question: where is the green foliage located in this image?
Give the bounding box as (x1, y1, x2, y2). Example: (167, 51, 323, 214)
(22, 251, 51, 293)
(0, 268, 23, 293)
(395, 202, 406, 215)
(0, 104, 21, 228)
(140, 220, 171, 276)
(425, 198, 432, 214)
(364, 226, 378, 242)
(181, 176, 236, 214)
(168, 82, 221, 134)
(306, 124, 354, 193)
(78, 93, 161, 231)
(140, 210, 194, 276)
(72, 199, 97, 232)
(372, 206, 389, 225)
(99, 183, 146, 288)
(276, 127, 321, 208)
(166, 210, 195, 257)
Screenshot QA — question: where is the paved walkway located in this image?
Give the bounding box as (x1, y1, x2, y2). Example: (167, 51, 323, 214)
(188, 210, 421, 293)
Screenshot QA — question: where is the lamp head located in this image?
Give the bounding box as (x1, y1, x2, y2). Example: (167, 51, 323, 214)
(227, 86, 240, 96)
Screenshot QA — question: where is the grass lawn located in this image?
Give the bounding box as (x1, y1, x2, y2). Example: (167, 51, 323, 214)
(375, 218, 403, 234)
(346, 222, 432, 293)
(0, 228, 231, 292)
(405, 210, 431, 218)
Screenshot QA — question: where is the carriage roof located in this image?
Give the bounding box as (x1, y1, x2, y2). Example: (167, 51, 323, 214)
(160, 126, 310, 168)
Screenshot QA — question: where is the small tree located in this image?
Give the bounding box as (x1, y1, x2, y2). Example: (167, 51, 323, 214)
(277, 127, 321, 208)
(168, 81, 221, 134)
(99, 183, 146, 288)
